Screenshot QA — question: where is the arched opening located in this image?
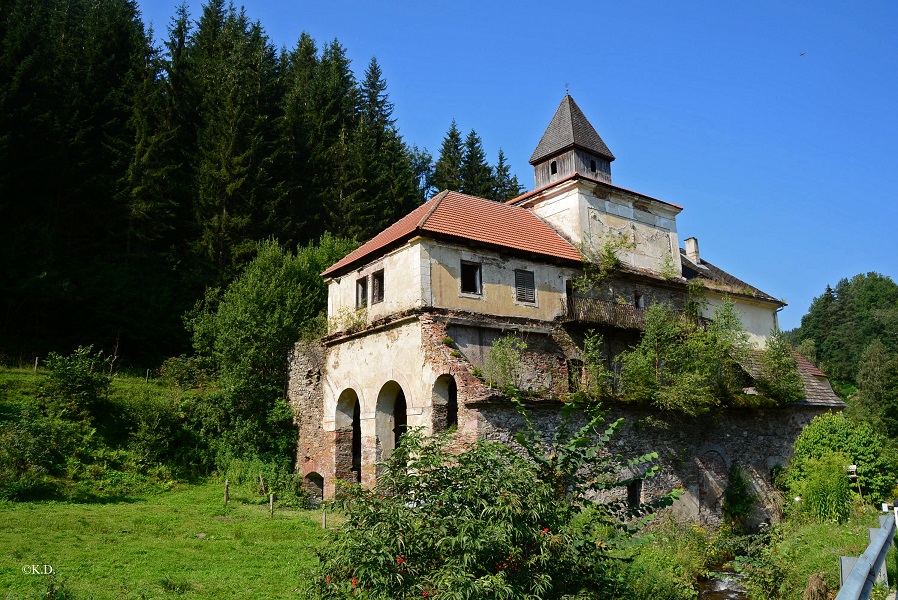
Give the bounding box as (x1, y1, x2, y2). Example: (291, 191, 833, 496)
(335, 389, 362, 484)
(376, 381, 408, 460)
(550, 160, 558, 175)
(304, 472, 324, 506)
(432, 374, 458, 432)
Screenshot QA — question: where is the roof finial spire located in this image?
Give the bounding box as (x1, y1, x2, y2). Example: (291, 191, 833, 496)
(565, 82, 569, 96)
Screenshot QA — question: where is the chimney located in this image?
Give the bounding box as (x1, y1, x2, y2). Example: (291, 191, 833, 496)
(685, 237, 700, 264)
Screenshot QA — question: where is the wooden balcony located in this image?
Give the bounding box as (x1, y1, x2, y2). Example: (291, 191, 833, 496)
(560, 296, 645, 329)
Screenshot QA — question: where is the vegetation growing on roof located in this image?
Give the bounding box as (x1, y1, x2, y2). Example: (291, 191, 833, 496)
(616, 300, 760, 415)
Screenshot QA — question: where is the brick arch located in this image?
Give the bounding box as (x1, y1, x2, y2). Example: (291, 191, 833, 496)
(335, 388, 361, 484)
(431, 374, 458, 433)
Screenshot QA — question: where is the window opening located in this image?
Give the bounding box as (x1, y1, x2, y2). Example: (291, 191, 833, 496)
(514, 269, 536, 303)
(393, 389, 407, 450)
(590, 159, 597, 173)
(351, 399, 361, 483)
(627, 479, 643, 508)
(460, 261, 482, 295)
(372, 270, 384, 304)
(550, 160, 558, 175)
(634, 292, 645, 308)
(356, 277, 368, 309)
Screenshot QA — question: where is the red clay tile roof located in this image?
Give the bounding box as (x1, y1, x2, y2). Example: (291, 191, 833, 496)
(321, 191, 583, 277)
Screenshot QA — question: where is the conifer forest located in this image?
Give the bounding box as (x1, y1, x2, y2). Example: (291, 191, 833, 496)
(0, 0, 522, 366)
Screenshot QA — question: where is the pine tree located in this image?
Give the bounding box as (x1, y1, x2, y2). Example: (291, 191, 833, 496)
(433, 120, 463, 192)
(491, 148, 524, 202)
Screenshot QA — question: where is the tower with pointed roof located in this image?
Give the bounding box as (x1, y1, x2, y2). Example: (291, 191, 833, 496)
(530, 94, 615, 188)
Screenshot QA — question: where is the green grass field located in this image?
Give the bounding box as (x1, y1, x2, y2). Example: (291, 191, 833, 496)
(0, 480, 330, 599)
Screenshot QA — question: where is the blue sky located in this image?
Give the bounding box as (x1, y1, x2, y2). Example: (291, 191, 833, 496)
(136, 0, 897, 330)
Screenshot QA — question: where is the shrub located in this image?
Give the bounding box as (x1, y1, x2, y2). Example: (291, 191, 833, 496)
(755, 331, 805, 404)
(785, 412, 897, 504)
(304, 401, 676, 599)
(722, 465, 757, 532)
(40, 346, 111, 422)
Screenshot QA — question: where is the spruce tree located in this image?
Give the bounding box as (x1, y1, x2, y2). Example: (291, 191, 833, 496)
(277, 32, 321, 246)
(491, 148, 524, 202)
(433, 120, 464, 192)
(190, 1, 281, 278)
(459, 129, 493, 198)
(345, 58, 420, 240)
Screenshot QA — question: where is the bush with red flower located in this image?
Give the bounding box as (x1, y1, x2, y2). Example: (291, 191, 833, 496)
(300, 395, 677, 599)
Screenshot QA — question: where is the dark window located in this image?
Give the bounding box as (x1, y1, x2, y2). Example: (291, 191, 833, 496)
(393, 389, 407, 449)
(590, 159, 597, 173)
(446, 378, 458, 430)
(627, 479, 643, 508)
(460, 261, 482, 295)
(351, 399, 361, 483)
(372, 270, 384, 304)
(550, 160, 558, 175)
(356, 277, 368, 309)
(514, 269, 536, 303)
(634, 292, 644, 308)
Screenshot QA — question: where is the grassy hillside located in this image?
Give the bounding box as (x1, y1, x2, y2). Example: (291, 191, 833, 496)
(0, 480, 330, 598)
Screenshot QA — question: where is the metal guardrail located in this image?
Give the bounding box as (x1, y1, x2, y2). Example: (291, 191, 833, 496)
(836, 511, 896, 600)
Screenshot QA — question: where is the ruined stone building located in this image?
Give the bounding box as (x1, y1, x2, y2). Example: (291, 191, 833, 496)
(288, 95, 843, 525)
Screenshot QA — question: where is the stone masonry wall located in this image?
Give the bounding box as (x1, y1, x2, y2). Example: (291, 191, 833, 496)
(477, 402, 834, 529)
(286, 340, 330, 501)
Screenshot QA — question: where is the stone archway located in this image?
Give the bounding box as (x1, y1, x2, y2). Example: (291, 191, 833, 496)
(304, 472, 324, 506)
(697, 449, 729, 527)
(335, 388, 362, 483)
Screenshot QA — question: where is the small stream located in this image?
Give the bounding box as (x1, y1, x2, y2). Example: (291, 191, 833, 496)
(697, 571, 749, 599)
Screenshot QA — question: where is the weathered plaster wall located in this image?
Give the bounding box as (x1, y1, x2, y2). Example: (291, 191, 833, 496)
(528, 185, 583, 245)
(704, 294, 779, 348)
(425, 241, 579, 322)
(582, 186, 682, 276)
(327, 241, 426, 331)
(477, 402, 833, 528)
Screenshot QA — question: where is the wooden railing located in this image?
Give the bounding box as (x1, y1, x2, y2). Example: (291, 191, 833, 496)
(560, 296, 645, 329)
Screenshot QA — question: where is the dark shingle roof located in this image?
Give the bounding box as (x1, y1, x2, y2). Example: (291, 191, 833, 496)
(529, 95, 615, 165)
(321, 191, 582, 277)
(680, 249, 783, 305)
(743, 350, 845, 408)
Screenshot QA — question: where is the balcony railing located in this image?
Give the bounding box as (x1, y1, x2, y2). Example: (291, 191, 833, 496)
(560, 296, 645, 329)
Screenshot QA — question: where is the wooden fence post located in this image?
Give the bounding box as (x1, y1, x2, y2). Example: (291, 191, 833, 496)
(224, 479, 229, 505)
(269, 493, 274, 518)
